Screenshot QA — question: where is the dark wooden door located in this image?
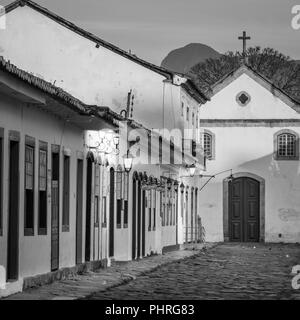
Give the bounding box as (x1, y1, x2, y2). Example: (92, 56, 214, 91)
(51, 151, 60, 271)
(229, 177, 260, 242)
(109, 168, 115, 257)
(142, 190, 146, 257)
(85, 158, 92, 262)
(7, 140, 19, 280)
(137, 181, 141, 258)
(132, 178, 137, 260)
(76, 159, 83, 264)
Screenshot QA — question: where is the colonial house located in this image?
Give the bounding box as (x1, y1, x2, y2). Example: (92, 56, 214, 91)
(0, 56, 124, 296)
(199, 64, 300, 244)
(0, 55, 206, 297)
(0, 1, 208, 261)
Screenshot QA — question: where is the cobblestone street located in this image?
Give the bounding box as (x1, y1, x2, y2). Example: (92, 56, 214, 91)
(88, 243, 300, 300)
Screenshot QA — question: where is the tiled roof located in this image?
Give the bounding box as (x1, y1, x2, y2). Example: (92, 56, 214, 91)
(0, 55, 89, 114)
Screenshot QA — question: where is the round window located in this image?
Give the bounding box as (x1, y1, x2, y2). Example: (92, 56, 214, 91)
(236, 91, 251, 106)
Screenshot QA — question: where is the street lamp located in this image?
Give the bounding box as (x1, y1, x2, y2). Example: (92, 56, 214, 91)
(188, 163, 196, 177)
(123, 153, 133, 173)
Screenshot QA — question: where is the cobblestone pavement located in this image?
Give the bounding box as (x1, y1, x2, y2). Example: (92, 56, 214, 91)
(5, 243, 212, 300)
(88, 243, 300, 300)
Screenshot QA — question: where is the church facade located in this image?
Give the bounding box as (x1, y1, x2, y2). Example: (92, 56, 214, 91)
(199, 65, 300, 243)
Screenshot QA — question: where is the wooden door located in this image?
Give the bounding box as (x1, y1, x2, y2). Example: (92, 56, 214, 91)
(132, 177, 137, 260)
(85, 158, 92, 262)
(229, 177, 260, 242)
(137, 181, 141, 258)
(7, 140, 19, 280)
(142, 189, 146, 257)
(76, 159, 83, 264)
(51, 151, 60, 271)
(109, 168, 115, 257)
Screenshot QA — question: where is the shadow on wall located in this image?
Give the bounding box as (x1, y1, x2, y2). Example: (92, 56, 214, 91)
(233, 150, 300, 221)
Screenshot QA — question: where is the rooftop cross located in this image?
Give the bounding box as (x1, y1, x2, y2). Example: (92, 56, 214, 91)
(238, 31, 251, 57)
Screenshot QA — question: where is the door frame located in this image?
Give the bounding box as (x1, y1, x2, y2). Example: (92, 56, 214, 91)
(223, 172, 265, 242)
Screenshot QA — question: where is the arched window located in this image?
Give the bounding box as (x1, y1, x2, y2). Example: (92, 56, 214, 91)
(201, 130, 215, 160)
(274, 129, 299, 160)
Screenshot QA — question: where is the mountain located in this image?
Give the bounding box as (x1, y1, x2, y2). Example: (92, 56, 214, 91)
(161, 43, 221, 74)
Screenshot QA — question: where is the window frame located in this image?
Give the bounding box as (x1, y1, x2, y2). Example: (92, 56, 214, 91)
(274, 129, 299, 161)
(62, 154, 70, 232)
(201, 129, 215, 160)
(24, 136, 35, 236)
(38, 141, 48, 235)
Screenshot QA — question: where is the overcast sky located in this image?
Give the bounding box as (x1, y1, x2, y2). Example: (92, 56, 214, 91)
(1, 0, 300, 64)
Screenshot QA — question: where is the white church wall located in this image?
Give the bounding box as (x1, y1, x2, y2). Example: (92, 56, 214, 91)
(200, 73, 300, 120)
(200, 125, 300, 243)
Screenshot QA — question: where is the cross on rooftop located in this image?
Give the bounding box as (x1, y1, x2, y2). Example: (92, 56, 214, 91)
(238, 31, 251, 57)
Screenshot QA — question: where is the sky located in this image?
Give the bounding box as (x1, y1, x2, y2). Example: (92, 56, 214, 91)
(1, 0, 299, 65)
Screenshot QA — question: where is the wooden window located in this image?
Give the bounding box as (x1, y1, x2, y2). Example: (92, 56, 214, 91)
(0, 131, 3, 236)
(203, 133, 212, 159)
(24, 137, 35, 236)
(186, 106, 189, 121)
(170, 138, 174, 165)
(62, 155, 70, 231)
(181, 102, 184, 116)
(38, 142, 47, 235)
(102, 196, 107, 228)
(148, 134, 151, 165)
(274, 130, 299, 160)
(202, 130, 215, 160)
(159, 136, 162, 164)
(123, 172, 129, 228)
(192, 112, 195, 125)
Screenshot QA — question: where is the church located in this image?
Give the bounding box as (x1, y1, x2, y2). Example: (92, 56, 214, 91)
(199, 63, 300, 243)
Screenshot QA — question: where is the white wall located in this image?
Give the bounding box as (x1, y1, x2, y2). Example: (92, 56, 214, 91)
(199, 73, 300, 243)
(0, 93, 87, 279)
(1, 6, 190, 134)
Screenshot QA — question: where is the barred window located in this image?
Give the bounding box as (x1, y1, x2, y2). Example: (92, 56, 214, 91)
(274, 130, 299, 160)
(278, 134, 296, 157)
(203, 133, 212, 159)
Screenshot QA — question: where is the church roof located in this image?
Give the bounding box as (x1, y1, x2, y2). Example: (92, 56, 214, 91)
(208, 64, 300, 111)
